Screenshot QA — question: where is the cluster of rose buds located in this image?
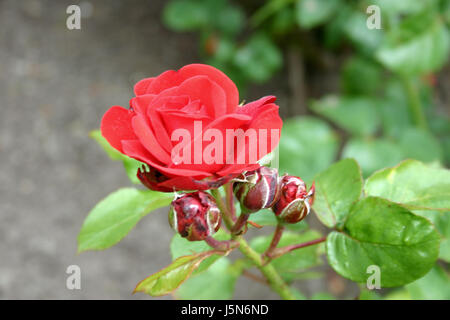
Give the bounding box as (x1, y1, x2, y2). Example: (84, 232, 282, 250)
(168, 166, 315, 241)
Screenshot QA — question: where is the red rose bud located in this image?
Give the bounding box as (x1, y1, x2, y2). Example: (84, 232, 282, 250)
(233, 166, 281, 213)
(168, 191, 221, 241)
(273, 176, 315, 224)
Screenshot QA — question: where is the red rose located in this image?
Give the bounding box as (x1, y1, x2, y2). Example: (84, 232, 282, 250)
(101, 64, 282, 192)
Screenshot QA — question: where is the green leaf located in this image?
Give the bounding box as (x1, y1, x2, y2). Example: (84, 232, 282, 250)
(90, 129, 123, 160)
(365, 159, 450, 211)
(279, 116, 340, 182)
(376, 14, 450, 75)
(342, 138, 405, 177)
(379, 80, 413, 139)
(295, 0, 340, 29)
(215, 4, 245, 35)
(90, 130, 143, 184)
(310, 95, 380, 136)
(341, 57, 382, 96)
(175, 257, 241, 300)
(78, 188, 173, 252)
(247, 209, 278, 226)
(250, 230, 323, 281)
(233, 33, 282, 83)
(343, 11, 384, 53)
(323, 3, 352, 48)
(122, 157, 142, 184)
(134, 250, 223, 296)
(312, 159, 363, 228)
(163, 0, 209, 31)
(170, 229, 229, 274)
(398, 128, 443, 163)
(434, 212, 450, 262)
(326, 197, 440, 287)
(406, 265, 450, 299)
(270, 7, 296, 34)
(372, 0, 439, 15)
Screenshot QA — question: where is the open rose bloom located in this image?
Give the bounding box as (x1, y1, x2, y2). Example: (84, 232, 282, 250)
(101, 64, 282, 192)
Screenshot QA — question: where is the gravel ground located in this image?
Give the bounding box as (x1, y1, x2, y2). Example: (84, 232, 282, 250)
(0, 0, 355, 299)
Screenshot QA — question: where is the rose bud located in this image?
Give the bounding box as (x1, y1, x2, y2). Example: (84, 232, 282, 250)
(168, 191, 221, 241)
(272, 176, 315, 224)
(233, 166, 281, 213)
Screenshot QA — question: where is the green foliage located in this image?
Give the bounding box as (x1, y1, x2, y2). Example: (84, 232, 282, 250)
(246, 207, 309, 232)
(343, 11, 384, 53)
(310, 160, 446, 289)
(278, 116, 340, 182)
(342, 138, 405, 177)
(341, 57, 382, 96)
(233, 33, 282, 83)
(376, 12, 450, 75)
(175, 258, 242, 299)
(310, 96, 380, 137)
(251, 230, 323, 281)
(170, 229, 229, 274)
(364, 159, 450, 211)
(398, 128, 443, 163)
(134, 251, 223, 296)
(163, 0, 244, 35)
(78, 188, 173, 252)
(405, 265, 450, 299)
(326, 197, 440, 287)
(295, 0, 340, 29)
(312, 159, 363, 228)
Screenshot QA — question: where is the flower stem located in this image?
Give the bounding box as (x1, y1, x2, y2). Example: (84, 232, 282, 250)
(204, 236, 239, 251)
(268, 236, 327, 259)
(236, 236, 295, 300)
(263, 223, 285, 262)
(210, 188, 234, 231)
(224, 183, 237, 221)
(211, 187, 295, 300)
(231, 211, 250, 235)
(401, 76, 428, 131)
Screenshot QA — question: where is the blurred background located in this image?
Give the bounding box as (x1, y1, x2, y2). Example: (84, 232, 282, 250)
(0, 0, 448, 299)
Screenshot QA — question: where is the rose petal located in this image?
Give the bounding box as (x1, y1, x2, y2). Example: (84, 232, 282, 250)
(179, 64, 239, 114)
(130, 94, 156, 115)
(168, 113, 252, 173)
(154, 76, 227, 118)
(217, 163, 261, 176)
(237, 96, 276, 117)
(122, 140, 212, 178)
(134, 64, 239, 114)
(100, 106, 137, 153)
(131, 114, 172, 164)
(133, 77, 155, 96)
(247, 103, 282, 153)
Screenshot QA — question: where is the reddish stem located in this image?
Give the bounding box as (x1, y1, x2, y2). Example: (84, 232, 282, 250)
(242, 270, 268, 285)
(264, 224, 285, 257)
(204, 236, 239, 251)
(268, 236, 327, 259)
(231, 212, 249, 235)
(225, 183, 237, 221)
